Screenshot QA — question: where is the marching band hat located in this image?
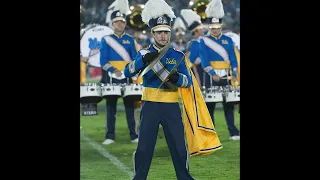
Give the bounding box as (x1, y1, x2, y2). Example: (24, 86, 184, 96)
(141, 0, 176, 32)
(205, 0, 225, 28)
(180, 9, 203, 32)
(110, 0, 130, 22)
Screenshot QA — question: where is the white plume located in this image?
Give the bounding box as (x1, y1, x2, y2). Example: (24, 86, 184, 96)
(205, 0, 225, 18)
(105, 10, 114, 23)
(172, 17, 186, 31)
(114, 0, 130, 15)
(105, 1, 117, 23)
(108, 1, 116, 10)
(141, 0, 176, 25)
(180, 9, 201, 27)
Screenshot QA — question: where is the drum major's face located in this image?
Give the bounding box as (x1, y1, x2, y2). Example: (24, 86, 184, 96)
(210, 27, 222, 37)
(153, 31, 171, 46)
(112, 20, 126, 32)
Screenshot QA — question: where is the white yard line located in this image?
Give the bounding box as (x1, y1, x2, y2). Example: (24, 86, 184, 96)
(80, 130, 134, 178)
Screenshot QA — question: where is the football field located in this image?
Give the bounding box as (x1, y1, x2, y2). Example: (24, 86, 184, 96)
(80, 101, 240, 180)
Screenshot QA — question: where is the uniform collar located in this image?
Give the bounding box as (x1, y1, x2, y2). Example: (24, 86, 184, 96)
(152, 44, 161, 52)
(113, 32, 125, 38)
(210, 33, 222, 40)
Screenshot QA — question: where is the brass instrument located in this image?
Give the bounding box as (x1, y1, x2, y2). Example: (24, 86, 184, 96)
(191, 0, 210, 23)
(126, 4, 148, 31)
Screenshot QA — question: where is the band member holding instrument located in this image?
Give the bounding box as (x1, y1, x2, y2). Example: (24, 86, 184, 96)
(124, 0, 194, 179)
(124, 0, 222, 179)
(199, 0, 240, 140)
(100, 0, 139, 145)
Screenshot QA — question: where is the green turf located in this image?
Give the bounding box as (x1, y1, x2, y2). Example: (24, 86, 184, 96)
(80, 106, 240, 180)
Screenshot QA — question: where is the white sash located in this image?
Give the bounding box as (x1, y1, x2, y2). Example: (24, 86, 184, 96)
(202, 37, 229, 62)
(104, 36, 132, 63)
(202, 37, 229, 77)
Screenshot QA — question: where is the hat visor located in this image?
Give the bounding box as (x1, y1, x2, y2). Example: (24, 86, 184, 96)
(152, 26, 171, 32)
(209, 24, 222, 29)
(112, 17, 126, 22)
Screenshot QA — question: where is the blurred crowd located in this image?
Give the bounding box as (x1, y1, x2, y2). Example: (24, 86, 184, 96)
(80, 0, 240, 34)
(81, 0, 240, 79)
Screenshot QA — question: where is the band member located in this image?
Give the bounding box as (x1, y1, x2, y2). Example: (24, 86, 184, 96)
(181, 9, 205, 86)
(124, 0, 222, 179)
(199, 0, 240, 140)
(100, 0, 139, 145)
(171, 17, 187, 53)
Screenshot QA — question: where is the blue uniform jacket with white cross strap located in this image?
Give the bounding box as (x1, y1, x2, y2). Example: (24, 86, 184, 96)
(199, 34, 238, 77)
(124, 44, 192, 103)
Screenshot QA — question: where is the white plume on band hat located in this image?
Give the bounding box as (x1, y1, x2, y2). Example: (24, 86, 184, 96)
(114, 0, 130, 14)
(205, 0, 225, 28)
(105, 1, 116, 24)
(180, 9, 203, 32)
(111, 0, 130, 22)
(141, 0, 176, 32)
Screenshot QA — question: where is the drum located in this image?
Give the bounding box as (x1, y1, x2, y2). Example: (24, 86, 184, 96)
(80, 83, 102, 104)
(224, 85, 240, 102)
(80, 24, 114, 67)
(101, 83, 122, 97)
(202, 86, 223, 103)
(123, 84, 142, 100)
